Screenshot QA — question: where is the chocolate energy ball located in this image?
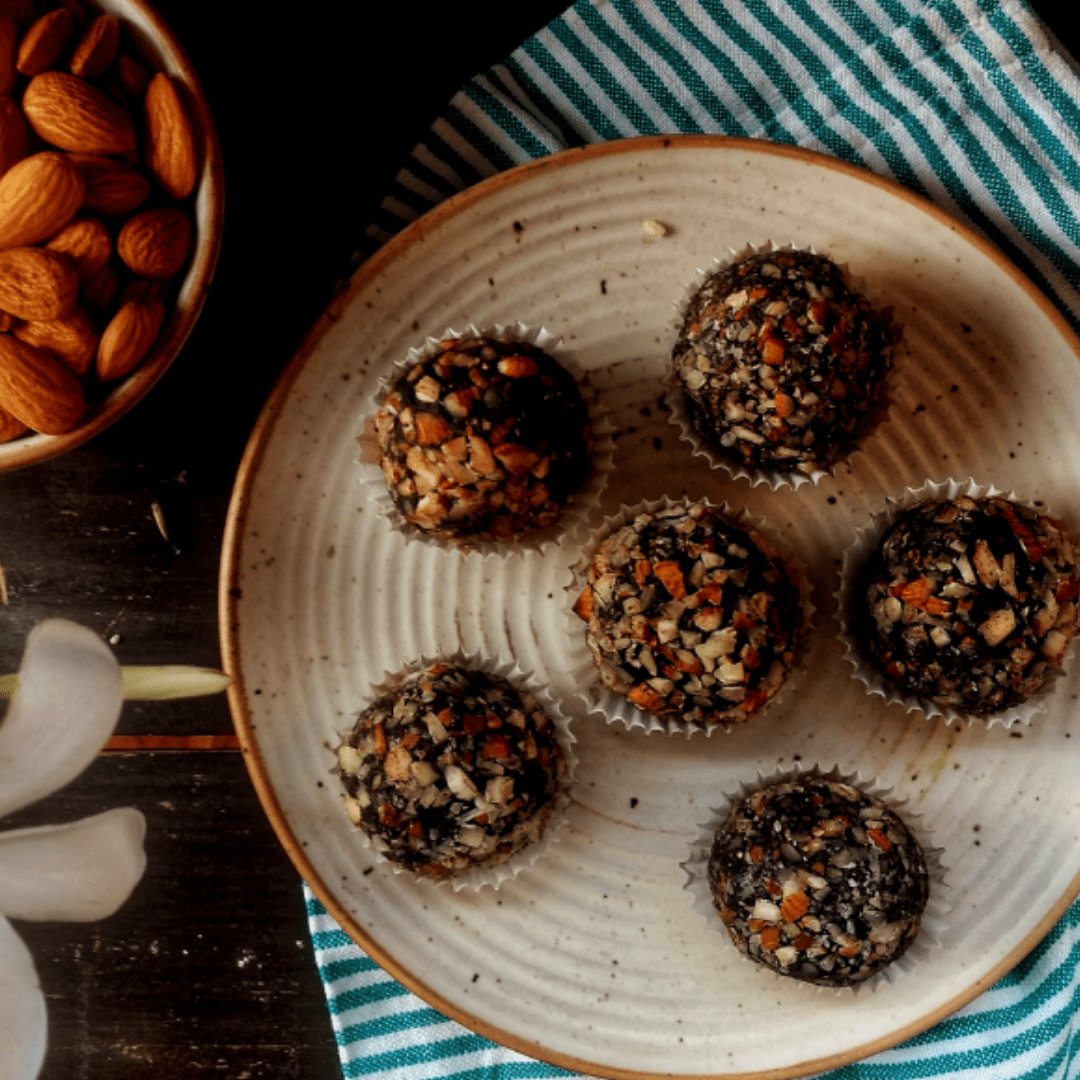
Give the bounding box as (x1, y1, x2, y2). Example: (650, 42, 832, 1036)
(671, 249, 898, 475)
(573, 502, 804, 726)
(337, 664, 567, 880)
(857, 495, 1080, 716)
(373, 336, 593, 542)
(708, 775, 930, 988)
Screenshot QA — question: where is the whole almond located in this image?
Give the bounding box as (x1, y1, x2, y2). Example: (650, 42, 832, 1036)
(22, 70, 137, 154)
(66, 152, 150, 216)
(144, 73, 198, 200)
(0, 333, 86, 433)
(117, 52, 150, 97)
(97, 296, 164, 381)
(117, 206, 191, 279)
(0, 400, 28, 441)
(0, 247, 79, 320)
(80, 259, 117, 312)
(45, 214, 111, 280)
(14, 304, 98, 374)
(0, 94, 28, 177)
(16, 8, 74, 77)
(0, 15, 17, 96)
(69, 13, 119, 78)
(0, 151, 85, 249)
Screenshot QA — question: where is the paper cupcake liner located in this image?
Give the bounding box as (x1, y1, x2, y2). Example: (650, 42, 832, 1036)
(332, 649, 577, 892)
(664, 240, 897, 491)
(836, 477, 1078, 729)
(681, 762, 949, 995)
(358, 321, 615, 557)
(565, 494, 815, 737)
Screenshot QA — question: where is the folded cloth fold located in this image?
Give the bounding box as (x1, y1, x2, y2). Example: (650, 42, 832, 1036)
(318, 1, 1080, 1077)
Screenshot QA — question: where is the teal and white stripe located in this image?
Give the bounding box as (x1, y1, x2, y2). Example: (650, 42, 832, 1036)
(331, 1, 1080, 1076)
(307, 884, 1080, 1080)
(305, 886, 584, 1080)
(364, 0, 1080, 328)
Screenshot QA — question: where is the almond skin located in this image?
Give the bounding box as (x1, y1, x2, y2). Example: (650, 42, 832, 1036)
(0, 247, 79, 320)
(16, 8, 74, 77)
(14, 304, 98, 375)
(117, 53, 150, 97)
(117, 206, 191, 279)
(0, 332, 86, 433)
(97, 296, 164, 381)
(45, 214, 111, 280)
(144, 73, 198, 199)
(69, 13, 119, 78)
(0, 400, 28, 441)
(22, 70, 137, 154)
(0, 94, 28, 177)
(66, 152, 150, 216)
(0, 151, 85, 249)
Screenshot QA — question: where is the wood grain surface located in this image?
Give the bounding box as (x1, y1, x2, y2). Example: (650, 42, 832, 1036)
(0, 2, 1076, 1077)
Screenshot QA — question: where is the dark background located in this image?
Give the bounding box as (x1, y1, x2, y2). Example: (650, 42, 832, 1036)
(0, 2, 1076, 1077)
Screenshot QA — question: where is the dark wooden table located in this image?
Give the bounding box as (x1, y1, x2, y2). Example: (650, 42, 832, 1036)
(0, 2, 1076, 1076)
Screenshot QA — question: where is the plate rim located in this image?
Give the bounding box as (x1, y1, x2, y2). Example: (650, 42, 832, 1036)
(219, 132, 1080, 1079)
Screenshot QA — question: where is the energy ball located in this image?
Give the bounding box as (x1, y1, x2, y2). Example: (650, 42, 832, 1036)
(707, 775, 929, 988)
(373, 336, 592, 542)
(573, 501, 804, 727)
(337, 663, 567, 880)
(671, 249, 897, 475)
(856, 494, 1080, 716)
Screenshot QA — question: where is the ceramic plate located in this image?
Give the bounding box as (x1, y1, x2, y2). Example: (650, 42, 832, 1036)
(220, 135, 1080, 1080)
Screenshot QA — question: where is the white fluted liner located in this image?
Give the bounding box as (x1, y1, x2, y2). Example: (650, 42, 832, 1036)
(565, 493, 814, 736)
(681, 762, 949, 994)
(836, 477, 1077, 729)
(332, 650, 577, 891)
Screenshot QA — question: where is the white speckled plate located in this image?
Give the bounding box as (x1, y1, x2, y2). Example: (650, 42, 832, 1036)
(220, 135, 1080, 1080)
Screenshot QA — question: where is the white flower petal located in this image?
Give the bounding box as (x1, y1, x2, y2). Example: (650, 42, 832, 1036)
(0, 808, 146, 921)
(0, 620, 122, 819)
(0, 915, 47, 1080)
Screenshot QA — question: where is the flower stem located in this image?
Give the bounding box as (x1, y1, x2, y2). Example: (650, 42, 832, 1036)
(0, 665, 231, 700)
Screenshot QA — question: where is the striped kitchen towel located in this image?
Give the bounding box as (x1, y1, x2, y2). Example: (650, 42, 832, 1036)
(315, 1, 1080, 1078)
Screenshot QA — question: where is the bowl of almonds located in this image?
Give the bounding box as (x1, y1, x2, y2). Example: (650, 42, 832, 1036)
(0, 0, 223, 469)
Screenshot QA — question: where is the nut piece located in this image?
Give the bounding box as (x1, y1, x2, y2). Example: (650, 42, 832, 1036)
(14, 305, 98, 375)
(0, 151, 85, 250)
(66, 152, 151, 217)
(69, 13, 119, 78)
(0, 93, 28, 177)
(0, 247, 79, 320)
(117, 207, 192, 279)
(16, 8, 74, 77)
(144, 73, 198, 200)
(96, 296, 164, 381)
(22, 70, 137, 155)
(45, 215, 111, 280)
(0, 333, 85, 433)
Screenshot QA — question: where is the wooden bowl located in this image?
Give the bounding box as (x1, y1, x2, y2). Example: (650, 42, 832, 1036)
(0, 0, 224, 471)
